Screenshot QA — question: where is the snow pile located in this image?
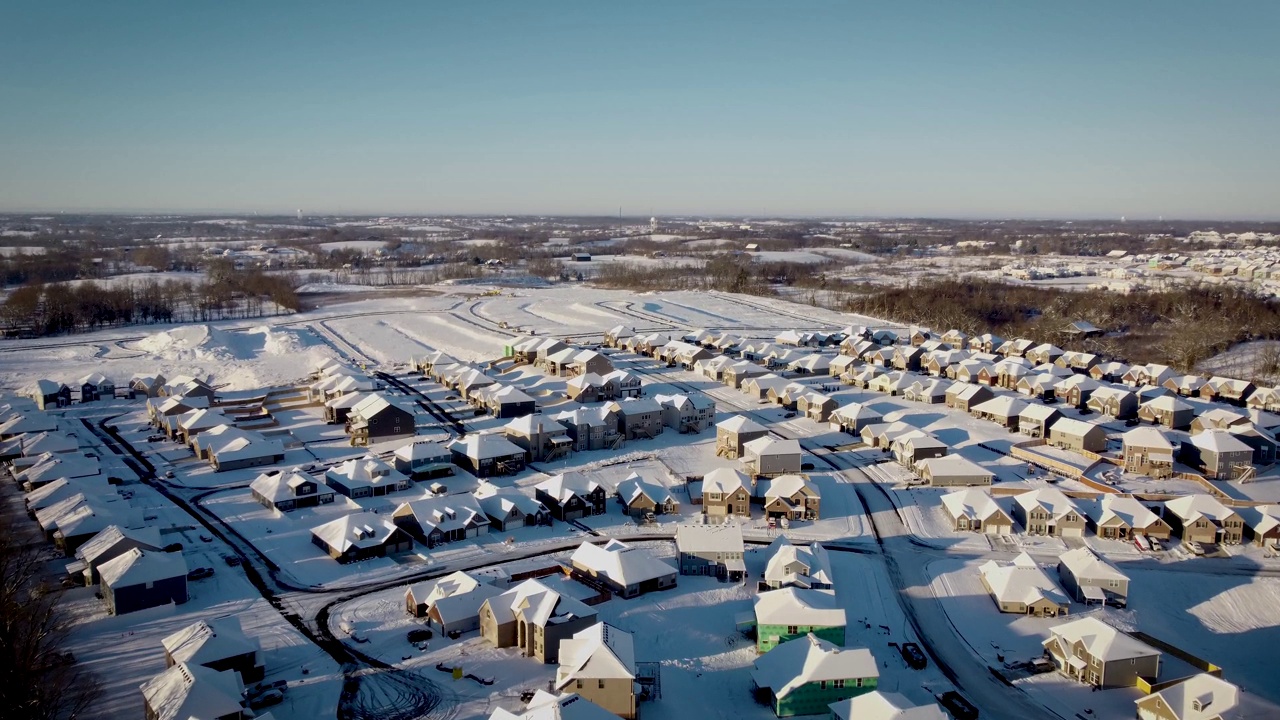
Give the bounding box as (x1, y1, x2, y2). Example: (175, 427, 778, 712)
(245, 326, 314, 356)
(136, 325, 212, 354)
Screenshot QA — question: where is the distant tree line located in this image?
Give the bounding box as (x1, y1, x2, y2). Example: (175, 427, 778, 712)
(844, 279, 1280, 373)
(0, 264, 300, 337)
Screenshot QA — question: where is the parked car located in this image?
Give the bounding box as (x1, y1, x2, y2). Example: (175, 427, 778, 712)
(249, 680, 288, 697)
(199, 534, 214, 542)
(938, 691, 979, 720)
(187, 567, 215, 581)
(1186, 541, 1205, 556)
(162, 543, 184, 553)
(899, 642, 927, 669)
(248, 689, 284, 710)
(223, 554, 242, 567)
(407, 629, 433, 643)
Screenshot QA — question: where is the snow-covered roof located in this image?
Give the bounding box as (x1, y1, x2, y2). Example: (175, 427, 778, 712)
(1187, 428, 1252, 455)
(1046, 616, 1158, 663)
(760, 473, 820, 500)
(702, 467, 751, 495)
(751, 633, 876, 698)
(310, 512, 404, 553)
(394, 439, 451, 463)
(1098, 495, 1164, 530)
(141, 663, 245, 720)
(830, 691, 947, 720)
(0, 430, 78, 457)
(763, 538, 833, 589)
(1142, 673, 1238, 720)
(1123, 426, 1176, 451)
(395, 495, 489, 536)
(754, 587, 846, 628)
(99, 548, 187, 589)
(536, 472, 602, 503)
(489, 690, 619, 720)
(162, 617, 258, 667)
(19, 451, 101, 484)
(449, 432, 526, 460)
(1058, 547, 1128, 585)
(484, 579, 596, 629)
(917, 455, 992, 481)
(250, 468, 327, 503)
(675, 521, 744, 554)
(505, 414, 568, 437)
(473, 481, 548, 518)
(555, 621, 637, 690)
(971, 395, 1028, 418)
(0, 411, 59, 437)
(717, 414, 766, 434)
(1164, 494, 1237, 524)
(75, 524, 162, 564)
(570, 539, 675, 588)
(615, 473, 674, 506)
(1014, 488, 1081, 520)
(744, 436, 801, 458)
(941, 488, 1007, 521)
(978, 553, 1069, 607)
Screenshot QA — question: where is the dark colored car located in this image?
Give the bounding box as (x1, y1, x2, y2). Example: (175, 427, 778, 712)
(163, 543, 183, 553)
(248, 689, 284, 710)
(222, 554, 242, 566)
(187, 567, 215, 581)
(939, 691, 979, 720)
(899, 642, 927, 669)
(407, 628, 433, 643)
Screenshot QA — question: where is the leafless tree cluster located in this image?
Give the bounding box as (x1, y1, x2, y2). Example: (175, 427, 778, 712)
(0, 512, 102, 720)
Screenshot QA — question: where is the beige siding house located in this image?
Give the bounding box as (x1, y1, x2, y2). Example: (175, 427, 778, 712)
(1043, 617, 1160, 688)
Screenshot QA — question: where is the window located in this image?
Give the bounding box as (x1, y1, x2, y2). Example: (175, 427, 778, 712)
(787, 626, 798, 634)
(833, 679, 845, 689)
(819, 681, 827, 690)
(576, 680, 583, 689)
(855, 678, 863, 688)
(598, 680, 605, 689)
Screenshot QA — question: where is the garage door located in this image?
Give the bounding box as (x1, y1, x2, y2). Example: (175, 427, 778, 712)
(1061, 527, 1084, 538)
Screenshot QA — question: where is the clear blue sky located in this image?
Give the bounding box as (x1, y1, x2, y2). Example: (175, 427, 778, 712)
(1, 1, 1277, 219)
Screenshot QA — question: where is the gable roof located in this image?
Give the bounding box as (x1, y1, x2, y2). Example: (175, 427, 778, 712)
(554, 622, 636, 689)
(1141, 673, 1238, 720)
(754, 587, 846, 628)
(1014, 488, 1081, 520)
(675, 521, 744, 553)
(161, 617, 258, 667)
(1047, 616, 1158, 663)
(484, 578, 596, 629)
(751, 633, 876, 698)
(570, 539, 676, 588)
(941, 488, 1008, 521)
(76, 524, 163, 564)
(830, 691, 947, 720)
(978, 552, 1068, 607)
(1058, 547, 1128, 584)
(99, 548, 187, 588)
(310, 512, 405, 553)
(536, 472, 603, 502)
(140, 662, 245, 720)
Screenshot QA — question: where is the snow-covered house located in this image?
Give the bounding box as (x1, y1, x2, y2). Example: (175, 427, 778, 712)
(675, 521, 745, 579)
(1043, 616, 1160, 688)
(1011, 488, 1086, 537)
(161, 616, 264, 684)
(569, 539, 678, 598)
(1056, 547, 1129, 606)
(473, 481, 551, 531)
(758, 473, 821, 520)
(1122, 426, 1177, 478)
(829, 691, 946, 720)
(78, 373, 115, 402)
(503, 415, 572, 463)
(1093, 495, 1172, 542)
(1134, 673, 1238, 720)
(716, 415, 768, 459)
(701, 467, 754, 520)
(554, 623, 639, 720)
(479, 579, 598, 663)
(393, 495, 491, 546)
(742, 436, 802, 478)
(536, 472, 607, 521)
(1180, 429, 1254, 480)
(405, 570, 504, 634)
(310, 512, 413, 563)
(654, 392, 716, 433)
(346, 393, 415, 446)
(977, 552, 1069, 617)
(99, 548, 188, 615)
(614, 473, 678, 518)
(916, 455, 993, 487)
(941, 489, 1012, 534)
(325, 455, 411, 499)
(70, 524, 162, 586)
(250, 468, 335, 512)
(448, 432, 527, 477)
(762, 537, 833, 590)
(752, 634, 877, 718)
(392, 439, 454, 479)
(753, 588, 846, 653)
(1163, 494, 1245, 545)
(26, 379, 71, 410)
(140, 662, 245, 720)
(1138, 394, 1196, 430)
